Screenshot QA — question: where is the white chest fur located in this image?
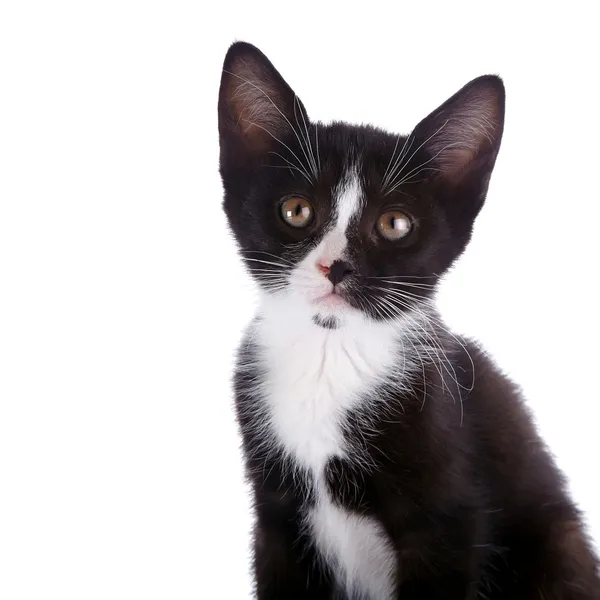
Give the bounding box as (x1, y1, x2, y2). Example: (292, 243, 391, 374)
(253, 296, 410, 599)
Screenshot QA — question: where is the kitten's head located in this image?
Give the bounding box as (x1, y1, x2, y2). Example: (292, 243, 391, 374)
(218, 42, 504, 327)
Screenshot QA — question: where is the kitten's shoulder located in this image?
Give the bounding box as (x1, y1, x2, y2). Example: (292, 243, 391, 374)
(463, 338, 569, 499)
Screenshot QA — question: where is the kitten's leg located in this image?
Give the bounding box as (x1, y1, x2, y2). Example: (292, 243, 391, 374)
(252, 516, 334, 600)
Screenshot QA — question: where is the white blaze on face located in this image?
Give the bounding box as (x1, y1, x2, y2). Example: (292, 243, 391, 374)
(287, 165, 364, 310)
(318, 167, 363, 267)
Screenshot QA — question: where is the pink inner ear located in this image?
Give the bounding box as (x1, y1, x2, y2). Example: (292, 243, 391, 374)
(223, 57, 290, 153)
(424, 87, 502, 181)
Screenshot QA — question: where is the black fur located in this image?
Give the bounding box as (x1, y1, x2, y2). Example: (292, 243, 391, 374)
(312, 315, 341, 330)
(218, 41, 600, 599)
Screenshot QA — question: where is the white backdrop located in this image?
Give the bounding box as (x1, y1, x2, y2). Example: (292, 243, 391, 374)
(1, 2, 598, 598)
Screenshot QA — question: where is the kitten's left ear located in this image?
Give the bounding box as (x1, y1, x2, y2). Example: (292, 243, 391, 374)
(218, 41, 307, 164)
(410, 75, 505, 192)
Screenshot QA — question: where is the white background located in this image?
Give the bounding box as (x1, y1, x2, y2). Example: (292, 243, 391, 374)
(1, 1, 598, 598)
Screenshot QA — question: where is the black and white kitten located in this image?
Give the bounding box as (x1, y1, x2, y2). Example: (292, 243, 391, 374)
(218, 42, 600, 599)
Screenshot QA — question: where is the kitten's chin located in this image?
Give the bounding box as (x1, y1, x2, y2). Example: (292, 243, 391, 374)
(310, 291, 364, 328)
(312, 292, 348, 310)
(261, 286, 364, 327)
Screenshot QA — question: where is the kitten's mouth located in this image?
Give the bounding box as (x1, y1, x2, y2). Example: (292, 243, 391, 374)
(313, 291, 348, 309)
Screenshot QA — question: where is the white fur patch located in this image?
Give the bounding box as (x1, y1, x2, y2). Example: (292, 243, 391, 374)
(256, 293, 403, 473)
(310, 495, 397, 599)
(254, 294, 404, 599)
(334, 166, 363, 234)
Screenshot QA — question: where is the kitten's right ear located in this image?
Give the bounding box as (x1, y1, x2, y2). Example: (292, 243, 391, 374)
(218, 42, 306, 163)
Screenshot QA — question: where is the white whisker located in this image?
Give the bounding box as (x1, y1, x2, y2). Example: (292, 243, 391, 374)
(381, 136, 414, 193)
(294, 95, 318, 180)
(239, 119, 313, 182)
(382, 121, 449, 196)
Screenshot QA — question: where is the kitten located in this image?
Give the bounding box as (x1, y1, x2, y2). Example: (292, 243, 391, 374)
(218, 41, 600, 599)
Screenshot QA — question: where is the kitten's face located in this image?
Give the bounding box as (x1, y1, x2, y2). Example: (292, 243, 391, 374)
(218, 43, 504, 326)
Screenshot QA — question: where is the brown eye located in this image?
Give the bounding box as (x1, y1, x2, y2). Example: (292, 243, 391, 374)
(376, 210, 412, 241)
(280, 197, 314, 228)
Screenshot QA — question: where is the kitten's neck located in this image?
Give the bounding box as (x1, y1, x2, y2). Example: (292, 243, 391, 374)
(247, 293, 429, 473)
(253, 292, 427, 383)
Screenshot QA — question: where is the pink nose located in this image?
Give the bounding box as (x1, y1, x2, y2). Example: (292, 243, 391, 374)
(317, 263, 330, 276)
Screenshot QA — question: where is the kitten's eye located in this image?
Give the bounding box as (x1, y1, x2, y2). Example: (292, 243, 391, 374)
(376, 210, 413, 241)
(280, 197, 314, 228)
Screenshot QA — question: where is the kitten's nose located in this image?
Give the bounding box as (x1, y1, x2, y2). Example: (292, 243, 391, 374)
(327, 260, 355, 285)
